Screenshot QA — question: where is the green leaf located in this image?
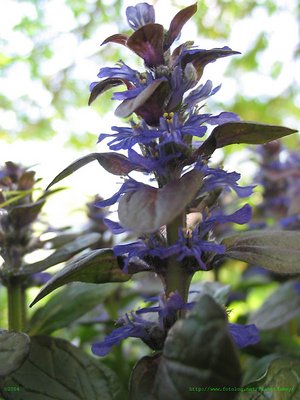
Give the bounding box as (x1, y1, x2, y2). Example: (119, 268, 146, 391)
(242, 354, 281, 386)
(222, 230, 300, 273)
(20, 233, 102, 275)
(153, 295, 241, 400)
(249, 280, 300, 330)
(129, 354, 160, 400)
(0, 335, 126, 400)
(28, 282, 118, 335)
(0, 189, 36, 208)
(242, 358, 300, 399)
(118, 169, 204, 234)
(198, 122, 297, 156)
(0, 331, 30, 377)
(46, 152, 144, 191)
(30, 249, 130, 307)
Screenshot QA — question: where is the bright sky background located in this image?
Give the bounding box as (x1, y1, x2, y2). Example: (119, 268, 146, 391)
(1, 0, 299, 226)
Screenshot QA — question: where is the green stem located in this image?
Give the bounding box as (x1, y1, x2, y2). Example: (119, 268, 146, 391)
(7, 278, 26, 332)
(165, 213, 193, 304)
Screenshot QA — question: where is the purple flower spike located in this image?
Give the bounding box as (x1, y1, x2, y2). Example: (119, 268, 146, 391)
(126, 3, 155, 31)
(229, 323, 260, 348)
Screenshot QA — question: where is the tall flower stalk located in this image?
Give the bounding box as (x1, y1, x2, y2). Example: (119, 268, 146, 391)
(39, 3, 298, 397)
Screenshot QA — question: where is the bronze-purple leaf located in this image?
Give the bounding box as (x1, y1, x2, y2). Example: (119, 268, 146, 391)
(88, 78, 124, 106)
(127, 23, 164, 67)
(46, 153, 145, 191)
(222, 230, 300, 274)
(97, 153, 146, 175)
(118, 169, 204, 234)
(115, 78, 167, 119)
(197, 122, 298, 157)
(10, 199, 45, 228)
(182, 47, 240, 80)
(18, 171, 36, 190)
(101, 33, 129, 46)
(164, 3, 198, 50)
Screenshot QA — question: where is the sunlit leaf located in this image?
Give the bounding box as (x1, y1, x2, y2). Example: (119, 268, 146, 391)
(30, 249, 130, 307)
(223, 230, 300, 273)
(198, 122, 297, 156)
(0, 335, 126, 400)
(118, 169, 203, 234)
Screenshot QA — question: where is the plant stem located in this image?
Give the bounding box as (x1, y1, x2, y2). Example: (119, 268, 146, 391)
(7, 278, 26, 332)
(165, 213, 193, 304)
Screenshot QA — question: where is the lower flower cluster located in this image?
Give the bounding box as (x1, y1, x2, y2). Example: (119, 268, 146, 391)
(92, 292, 259, 356)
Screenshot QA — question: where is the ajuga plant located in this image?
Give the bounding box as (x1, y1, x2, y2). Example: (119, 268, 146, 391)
(2, 3, 300, 400)
(0, 162, 105, 330)
(0, 166, 122, 399)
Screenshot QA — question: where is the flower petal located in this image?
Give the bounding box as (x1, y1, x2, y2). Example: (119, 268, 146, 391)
(229, 323, 260, 348)
(126, 3, 155, 31)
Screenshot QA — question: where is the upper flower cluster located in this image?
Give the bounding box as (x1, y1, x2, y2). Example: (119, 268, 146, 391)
(89, 2, 239, 126)
(88, 2, 252, 274)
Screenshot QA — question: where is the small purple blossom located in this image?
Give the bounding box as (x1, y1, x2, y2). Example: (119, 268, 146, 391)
(126, 3, 155, 31)
(184, 80, 221, 110)
(200, 204, 253, 236)
(293, 282, 300, 295)
(92, 312, 157, 356)
(198, 163, 255, 198)
(97, 61, 140, 84)
(113, 235, 164, 272)
(31, 272, 52, 286)
(103, 218, 128, 234)
(98, 122, 160, 151)
(162, 229, 225, 270)
(95, 179, 145, 207)
(229, 323, 260, 348)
